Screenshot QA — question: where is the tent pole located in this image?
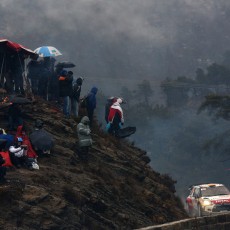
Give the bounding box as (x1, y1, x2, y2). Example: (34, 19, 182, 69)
(0, 53, 5, 87)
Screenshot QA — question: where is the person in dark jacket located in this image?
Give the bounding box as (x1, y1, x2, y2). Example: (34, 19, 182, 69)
(76, 116, 92, 162)
(27, 54, 40, 95)
(8, 103, 23, 131)
(86, 87, 98, 127)
(0, 154, 6, 183)
(59, 70, 73, 118)
(70, 77, 84, 118)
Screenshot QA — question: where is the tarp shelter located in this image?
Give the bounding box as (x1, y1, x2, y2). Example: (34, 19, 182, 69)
(0, 39, 36, 94)
(0, 39, 36, 56)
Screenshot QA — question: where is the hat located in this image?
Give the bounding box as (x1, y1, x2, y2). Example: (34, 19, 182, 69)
(61, 70, 68, 76)
(17, 137, 23, 142)
(117, 98, 123, 104)
(76, 77, 84, 85)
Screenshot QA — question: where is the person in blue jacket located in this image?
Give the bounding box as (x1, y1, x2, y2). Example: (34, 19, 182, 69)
(0, 129, 14, 150)
(86, 87, 98, 127)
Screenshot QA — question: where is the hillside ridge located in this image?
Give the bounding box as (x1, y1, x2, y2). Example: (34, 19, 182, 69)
(0, 98, 187, 230)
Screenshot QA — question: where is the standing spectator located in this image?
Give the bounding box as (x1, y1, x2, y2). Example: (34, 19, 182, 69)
(76, 116, 92, 162)
(104, 97, 117, 123)
(11, 54, 25, 95)
(70, 77, 84, 118)
(59, 70, 73, 118)
(86, 87, 98, 127)
(27, 54, 40, 95)
(106, 98, 124, 137)
(4, 70, 14, 94)
(8, 103, 23, 131)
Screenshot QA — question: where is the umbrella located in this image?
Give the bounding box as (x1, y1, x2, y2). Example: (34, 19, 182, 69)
(55, 61, 75, 68)
(117, 127, 136, 138)
(30, 129, 54, 151)
(34, 46, 62, 57)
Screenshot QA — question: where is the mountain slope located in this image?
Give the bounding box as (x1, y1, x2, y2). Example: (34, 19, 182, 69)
(0, 99, 187, 230)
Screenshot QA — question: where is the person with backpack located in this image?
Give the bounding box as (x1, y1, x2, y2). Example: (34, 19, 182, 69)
(76, 116, 92, 162)
(86, 86, 98, 127)
(106, 98, 124, 137)
(70, 77, 84, 118)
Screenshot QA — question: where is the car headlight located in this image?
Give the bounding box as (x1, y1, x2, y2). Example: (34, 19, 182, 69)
(203, 200, 211, 206)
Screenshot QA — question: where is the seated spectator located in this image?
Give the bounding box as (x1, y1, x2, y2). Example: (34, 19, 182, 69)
(15, 125, 37, 159)
(0, 128, 14, 150)
(9, 137, 27, 168)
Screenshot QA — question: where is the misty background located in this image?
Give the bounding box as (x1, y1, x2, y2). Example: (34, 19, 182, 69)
(2, 0, 230, 199)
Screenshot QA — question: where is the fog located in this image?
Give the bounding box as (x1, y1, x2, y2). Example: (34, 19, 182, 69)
(1, 0, 230, 198)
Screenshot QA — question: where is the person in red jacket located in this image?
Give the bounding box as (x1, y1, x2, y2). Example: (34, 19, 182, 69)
(106, 98, 124, 137)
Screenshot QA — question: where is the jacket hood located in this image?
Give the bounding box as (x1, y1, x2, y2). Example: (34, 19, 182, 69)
(90, 87, 98, 94)
(81, 116, 90, 124)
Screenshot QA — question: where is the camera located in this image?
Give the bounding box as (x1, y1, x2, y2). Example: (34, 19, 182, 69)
(21, 145, 28, 150)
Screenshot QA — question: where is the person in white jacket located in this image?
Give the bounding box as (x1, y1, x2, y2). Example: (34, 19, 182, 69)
(9, 137, 28, 168)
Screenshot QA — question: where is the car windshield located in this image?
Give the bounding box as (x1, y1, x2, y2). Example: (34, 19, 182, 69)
(201, 186, 230, 197)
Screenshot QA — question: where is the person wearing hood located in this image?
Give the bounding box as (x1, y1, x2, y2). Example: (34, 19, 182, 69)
(77, 116, 92, 162)
(86, 86, 98, 127)
(105, 97, 118, 123)
(106, 98, 124, 137)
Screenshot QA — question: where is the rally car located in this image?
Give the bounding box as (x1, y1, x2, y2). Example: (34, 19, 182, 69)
(186, 183, 230, 217)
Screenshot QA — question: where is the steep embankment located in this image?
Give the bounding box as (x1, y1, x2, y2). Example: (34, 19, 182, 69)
(0, 99, 187, 230)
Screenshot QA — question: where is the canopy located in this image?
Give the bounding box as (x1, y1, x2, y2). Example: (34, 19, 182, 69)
(0, 39, 36, 57)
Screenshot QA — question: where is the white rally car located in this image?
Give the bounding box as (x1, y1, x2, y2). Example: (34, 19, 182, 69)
(186, 183, 230, 217)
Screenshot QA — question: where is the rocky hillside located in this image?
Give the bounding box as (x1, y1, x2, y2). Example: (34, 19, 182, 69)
(0, 98, 187, 230)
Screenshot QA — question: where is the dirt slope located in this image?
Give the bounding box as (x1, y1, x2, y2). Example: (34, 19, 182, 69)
(0, 99, 187, 230)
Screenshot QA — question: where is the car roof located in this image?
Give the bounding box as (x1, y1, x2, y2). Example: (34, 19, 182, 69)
(192, 183, 224, 188)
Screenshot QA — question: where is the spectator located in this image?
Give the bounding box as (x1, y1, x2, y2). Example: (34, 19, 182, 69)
(77, 116, 92, 162)
(8, 103, 23, 131)
(59, 70, 73, 118)
(104, 97, 117, 123)
(9, 137, 28, 168)
(0, 129, 14, 150)
(106, 98, 124, 137)
(70, 77, 84, 118)
(27, 54, 40, 95)
(86, 87, 98, 127)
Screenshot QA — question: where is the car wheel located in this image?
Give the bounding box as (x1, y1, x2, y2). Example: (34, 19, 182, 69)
(197, 204, 202, 217)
